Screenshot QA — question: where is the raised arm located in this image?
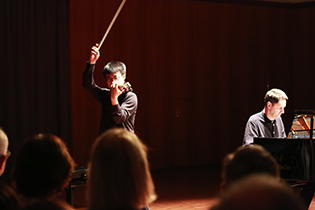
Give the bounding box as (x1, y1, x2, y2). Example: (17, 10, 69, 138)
(82, 44, 106, 101)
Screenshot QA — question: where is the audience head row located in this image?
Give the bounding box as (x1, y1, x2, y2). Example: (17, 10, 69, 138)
(0, 127, 306, 210)
(0, 127, 156, 210)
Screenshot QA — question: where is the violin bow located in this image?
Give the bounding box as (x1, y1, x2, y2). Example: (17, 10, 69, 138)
(98, 0, 127, 50)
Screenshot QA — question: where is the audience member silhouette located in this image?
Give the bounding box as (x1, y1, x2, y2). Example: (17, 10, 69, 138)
(0, 128, 10, 177)
(88, 128, 157, 210)
(13, 133, 75, 203)
(0, 183, 20, 210)
(21, 199, 73, 210)
(220, 144, 279, 191)
(211, 174, 306, 210)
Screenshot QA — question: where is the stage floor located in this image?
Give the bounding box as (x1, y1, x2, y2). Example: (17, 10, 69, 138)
(69, 164, 315, 210)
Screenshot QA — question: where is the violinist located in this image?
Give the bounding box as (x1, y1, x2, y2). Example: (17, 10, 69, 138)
(82, 44, 138, 134)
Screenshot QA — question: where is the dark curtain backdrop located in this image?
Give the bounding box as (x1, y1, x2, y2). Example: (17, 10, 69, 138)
(69, 0, 294, 168)
(69, 0, 315, 169)
(0, 0, 70, 183)
(1, 0, 315, 184)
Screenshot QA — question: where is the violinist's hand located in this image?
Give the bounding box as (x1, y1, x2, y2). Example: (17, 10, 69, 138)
(89, 44, 100, 64)
(110, 81, 122, 106)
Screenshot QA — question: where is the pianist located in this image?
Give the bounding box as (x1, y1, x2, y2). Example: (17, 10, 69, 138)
(243, 88, 288, 145)
(243, 88, 315, 209)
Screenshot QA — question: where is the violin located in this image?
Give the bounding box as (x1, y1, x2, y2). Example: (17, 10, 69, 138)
(120, 82, 132, 93)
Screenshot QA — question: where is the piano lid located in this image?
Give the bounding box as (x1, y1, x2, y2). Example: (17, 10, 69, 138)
(287, 109, 315, 139)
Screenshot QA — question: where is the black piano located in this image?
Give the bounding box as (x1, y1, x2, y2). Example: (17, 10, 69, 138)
(254, 110, 315, 181)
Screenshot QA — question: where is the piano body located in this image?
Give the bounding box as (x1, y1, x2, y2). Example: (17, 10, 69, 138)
(254, 110, 315, 181)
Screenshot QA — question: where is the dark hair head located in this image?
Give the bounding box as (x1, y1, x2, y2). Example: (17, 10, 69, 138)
(214, 174, 306, 210)
(222, 144, 279, 187)
(13, 134, 75, 199)
(102, 61, 126, 77)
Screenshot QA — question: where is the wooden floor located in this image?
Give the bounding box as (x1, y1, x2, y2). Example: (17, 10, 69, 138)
(149, 164, 221, 210)
(68, 164, 315, 210)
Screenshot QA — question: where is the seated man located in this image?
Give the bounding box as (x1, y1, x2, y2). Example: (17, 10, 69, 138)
(243, 88, 288, 145)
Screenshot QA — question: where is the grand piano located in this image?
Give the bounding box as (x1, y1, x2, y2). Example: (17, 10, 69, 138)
(254, 110, 315, 181)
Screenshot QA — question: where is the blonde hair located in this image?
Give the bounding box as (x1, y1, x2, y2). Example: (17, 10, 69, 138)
(88, 128, 156, 210)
